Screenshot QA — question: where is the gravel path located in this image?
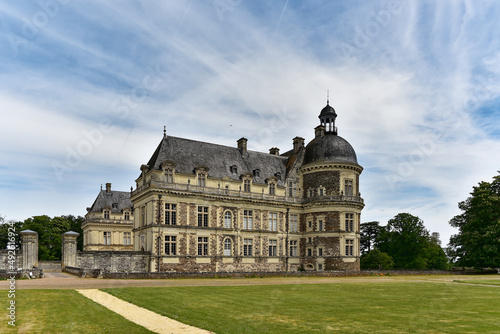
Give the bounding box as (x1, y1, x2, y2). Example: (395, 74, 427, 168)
(77, 289, 213, 334)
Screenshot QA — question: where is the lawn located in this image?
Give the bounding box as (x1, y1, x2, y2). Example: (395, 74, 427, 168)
(0, 289, 154, 334)
(455, 279, 500, 286)
(103, 282, 500, 333)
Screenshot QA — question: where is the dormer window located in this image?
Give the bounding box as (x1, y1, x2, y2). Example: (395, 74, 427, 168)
(253, 169, 261, 178)
(269, 183, 276, 195)
(160, 161, 176, 183)
(112, 203, 118, 209)
(230, 165, 238, 174)
(124, 211, 130, 220)
(165, 169, 173, 183)
(244, 179, 251, 192)
(104, 210, 110, 219)
(275, 172, 281, 181)
(194, 166, 209, 187)
(198, 173, 206, 187)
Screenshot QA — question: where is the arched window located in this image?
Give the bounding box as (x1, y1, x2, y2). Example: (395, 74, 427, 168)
(224, 211, 232, 229)
(224, 238, 232, 256)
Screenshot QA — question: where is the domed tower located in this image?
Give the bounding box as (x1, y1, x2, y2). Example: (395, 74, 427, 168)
(299, 99, 364, 271)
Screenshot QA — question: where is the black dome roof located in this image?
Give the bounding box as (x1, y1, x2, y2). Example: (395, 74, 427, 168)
(303, 133, 358, 165)
(319, 103, 337, 117)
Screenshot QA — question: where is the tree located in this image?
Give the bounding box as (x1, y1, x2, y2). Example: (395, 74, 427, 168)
(360, 249, 394, 270)
(22, 215, 71, 260)
(448, 172, 500, 268)
(360, 221, 382, 254)
(376, 213, 448, 270)
(0, 216, 23, 250)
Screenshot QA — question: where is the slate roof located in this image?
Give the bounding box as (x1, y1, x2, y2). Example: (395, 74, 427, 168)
(88, 190, 132, 213)
(303, 133, 358, 165)
(145, 136, 290, 186)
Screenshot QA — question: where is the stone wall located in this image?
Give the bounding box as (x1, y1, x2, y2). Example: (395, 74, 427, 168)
(0, 249, 23, 271)
(77, 251, 150, 273)
(303, 170, 340, 197)
(39, 261, 61, 272)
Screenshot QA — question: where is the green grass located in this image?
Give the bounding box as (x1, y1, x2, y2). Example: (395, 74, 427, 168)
(0, 289, 154, 334)
(455, 279, 500, 286)
(103, 282, 500, 333)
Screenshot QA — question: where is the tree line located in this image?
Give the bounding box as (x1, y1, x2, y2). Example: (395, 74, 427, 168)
(0, 215, 84, 261)
(361, 171, 500, 270)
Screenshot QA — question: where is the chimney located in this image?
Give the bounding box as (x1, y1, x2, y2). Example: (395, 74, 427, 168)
(269, 147, 280, 155)
(314, 125, 325, 138)
(105, 183, 111, 193)
(293, 137, 305, 154)
(237, 137, 248, 155)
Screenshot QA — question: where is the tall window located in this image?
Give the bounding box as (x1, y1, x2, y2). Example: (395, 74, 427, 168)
(318, 248, 323, 256)
(123, 232, 131, 245)
(244, 179, 251, 192)
(318, 220, 324, 232)
(269, 183, 275, 195)
(268, 240, 277, 256)
(319, 187, 325, 196)
(140, 235, 145, 251)
(198, 206, 209, 227)
(165, 236, 177, 255)
(124, 211, 130, 220)
(165, 169, 173, 183)
(224, 211, 232, 229)
(243, 238, 253, 256)
(344, 179, 353, 196)
(290, 215, 298, 232)
(165, 204, 177, 225)
(345, 239, 354, 256)
(103, 231, 111, 245)
(104, 210, 110, 219)
(289, 240, 298, 256)
(198, 237, 208, 256)
(268, 212, 277, 231)
(345, 213, 354, 232)
(243, 210, 253, 229)
(224, 238, 232, 256)
(198, 173, 206, 187)
(288, 181, 296, 197)
(140, 206, 145, 226)
(307, 248, 312, 257)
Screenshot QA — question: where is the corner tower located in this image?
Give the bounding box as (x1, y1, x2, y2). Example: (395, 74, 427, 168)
(298, 100, 364, 271)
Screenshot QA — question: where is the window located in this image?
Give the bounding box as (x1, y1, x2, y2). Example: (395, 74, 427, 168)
(140, 235, 145, 251)
(319, 187, 324, 196)
(140, 206, 145, 226)
(318, 248, 323, 256)
(346, 239, 354, 256)
(243, 210, 253, 229)
(198, 173, 206, 187)
(269, 240, 277, 256)
(165, 169, 173, 183)
(308, 221, 312, 229)
(308, 237, 312, 243)
(307, 248, 312, 257)
(224, 238, 232, 256)
(224, 211, 232, 229)
(344, 179, 353, 196)
(269, 183, 275, 195)
(289, 240, 298, 256)
(165, 236, 177, 255)
(230, 165, 238, 174)
(104, 210, 110, 219)
(345, 213, 354, 232)
(198, 237, 208, 256)
(103, 232, 111, 245)
(165, 204, 177, 225)
(123, 232, 131, 245)
(288, 181, 296, 197)
(318, 264, 323, 271)
(112, 203, 118, 209)
(275, 172, 281, 180)
(198, 206, 209, 227)
(124, 211, 130, 220)
(308, 189, 315, 198)
(225, 185, 229, 194)
(290, 214, 298, 232)
(244, 179, 251, 192)
(318, 220, 324, 232)
(253, 169, 260, 178)
(268, 212, 277, 231)
(243, 238, 253, 256)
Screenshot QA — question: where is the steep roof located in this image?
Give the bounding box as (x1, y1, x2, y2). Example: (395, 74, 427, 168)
(88, 190, 132, 213)
(145, 135, 289, 185)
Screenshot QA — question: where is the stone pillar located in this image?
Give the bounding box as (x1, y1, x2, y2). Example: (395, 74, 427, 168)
(20, 230, 38, 269)
(62, 231, 80, 269)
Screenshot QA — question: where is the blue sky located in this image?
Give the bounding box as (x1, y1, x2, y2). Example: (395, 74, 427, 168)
(1, 0, 500, 246)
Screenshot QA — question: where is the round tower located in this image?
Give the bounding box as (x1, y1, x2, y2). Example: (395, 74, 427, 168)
(299, 100, 364, 271)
